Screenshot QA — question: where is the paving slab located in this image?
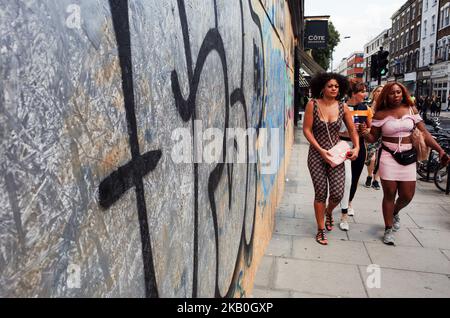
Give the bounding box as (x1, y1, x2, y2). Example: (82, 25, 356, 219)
(292, 237, 372, 265)
(346, 223, 421, 247)
(253, 256, 275, 288)
(352, 210, 418, 228)
(441, 250, 450, 261)
(406, 214, 450, 231)
(275, 204, 295, 218)
(274, 216, 349, 240)
(365, 243, 450, 274)
(274, 258, 367, 298)
(358, 266, 450, 298)
(409, 228, 450, 249)
(251, 288, 290, 298)
(265, 234, 292, 258)
(292, 292, 335, 298)
(400, 202, 449, 216)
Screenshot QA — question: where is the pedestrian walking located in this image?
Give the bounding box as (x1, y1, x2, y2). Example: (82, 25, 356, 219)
(431, 95, 438, 117)
(339, 79, 373, 224)
(361, 82, 449, 245)
(436, 95, 442, 117)
(303, 72, 359, 245)
(364, 85, 383, 191)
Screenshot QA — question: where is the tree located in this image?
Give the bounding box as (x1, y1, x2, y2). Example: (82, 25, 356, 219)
(311, 21, 340, 71)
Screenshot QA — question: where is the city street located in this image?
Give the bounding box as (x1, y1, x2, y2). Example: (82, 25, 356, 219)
(253, 121, 450, 298)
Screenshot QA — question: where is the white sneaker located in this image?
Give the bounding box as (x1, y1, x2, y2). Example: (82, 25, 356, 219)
(347, 207, 355, 216)
(339, 218, 349, 231)
(383, 228, 395, 245)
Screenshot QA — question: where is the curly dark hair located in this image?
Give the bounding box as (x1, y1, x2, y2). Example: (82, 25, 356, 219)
(310, 72, 349, 100)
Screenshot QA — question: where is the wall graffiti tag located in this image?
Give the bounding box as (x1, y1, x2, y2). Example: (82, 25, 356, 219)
(1, 0, 294, 298)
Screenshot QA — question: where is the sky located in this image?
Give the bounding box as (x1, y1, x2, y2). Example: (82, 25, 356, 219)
(305, 0, 407, 70)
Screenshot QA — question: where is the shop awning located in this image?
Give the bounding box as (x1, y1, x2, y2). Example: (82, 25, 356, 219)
(297, 47, 326, 76)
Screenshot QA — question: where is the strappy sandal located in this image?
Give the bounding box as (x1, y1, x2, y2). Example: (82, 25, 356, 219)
(325, 213, 334, 231)
(316, 229, 328, 245)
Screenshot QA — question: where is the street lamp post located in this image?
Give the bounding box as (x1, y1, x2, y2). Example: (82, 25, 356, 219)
(330, 36, 351, 72)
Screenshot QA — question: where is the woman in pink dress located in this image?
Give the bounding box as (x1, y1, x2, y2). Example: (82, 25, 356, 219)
(362, 83, 449, 245)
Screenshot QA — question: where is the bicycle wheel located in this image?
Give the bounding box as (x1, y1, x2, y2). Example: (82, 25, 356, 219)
(434, 165, 449, 192)
(417, 161, 429, 178)
(417, 151, 440, 179)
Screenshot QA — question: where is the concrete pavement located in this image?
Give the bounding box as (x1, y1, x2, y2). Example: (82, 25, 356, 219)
(252, 126, 450, 298)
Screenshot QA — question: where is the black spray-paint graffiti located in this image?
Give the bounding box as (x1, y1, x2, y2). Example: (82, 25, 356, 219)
(99, 0, 269, 298)
(99, 0, 161, 298)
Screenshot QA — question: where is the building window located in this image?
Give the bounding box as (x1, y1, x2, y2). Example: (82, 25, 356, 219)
(415, 51, 419, 69)
(417, 24, 421, 41)
(426, 0, 428, 11)
(432, 15, 436, 33)
(446, 7, 450, 27)
(422, 47, 426, 65)
(430, 44, 434, 64)
(444, 39, 448, 60)
(424, 20, 427, 38)
(447, 41, 450, 60)
(412, 6, 415, 18)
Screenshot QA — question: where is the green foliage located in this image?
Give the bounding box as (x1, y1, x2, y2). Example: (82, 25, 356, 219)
(311, 21, 340, 71)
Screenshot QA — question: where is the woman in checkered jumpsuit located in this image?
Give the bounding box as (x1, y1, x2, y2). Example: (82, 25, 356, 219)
(303, 73, 360, 245)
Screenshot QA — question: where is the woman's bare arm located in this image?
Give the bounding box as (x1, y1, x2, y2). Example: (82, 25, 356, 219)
(303, 100, 325, 153)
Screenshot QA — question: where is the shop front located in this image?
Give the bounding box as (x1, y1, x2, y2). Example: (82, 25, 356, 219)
(403, 72, 417, 96)
(430, 61, 450, 110)
(416, 68, 431, 98)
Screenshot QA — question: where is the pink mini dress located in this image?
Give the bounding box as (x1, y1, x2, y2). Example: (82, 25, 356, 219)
(371, 110, 422, 181)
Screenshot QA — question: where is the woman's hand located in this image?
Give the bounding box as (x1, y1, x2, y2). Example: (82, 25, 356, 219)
(319, 148, 335, 166)
(357, 123, 367, 136)
(347, 147, 359, 161)
(439, 150, 450, 166)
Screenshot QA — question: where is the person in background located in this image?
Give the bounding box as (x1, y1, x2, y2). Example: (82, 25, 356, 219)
(364, 85, 383, 190)
(361, 82, 449, 245)
(338, 79, 373, 228)
(436, 95, 442, 117)
(303, 73, 359, 245)
(422, 96, 430, 122)
(431, 95, 438, 117)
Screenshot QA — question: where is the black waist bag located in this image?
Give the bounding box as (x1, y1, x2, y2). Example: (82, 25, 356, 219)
(381, 144, 417, 165)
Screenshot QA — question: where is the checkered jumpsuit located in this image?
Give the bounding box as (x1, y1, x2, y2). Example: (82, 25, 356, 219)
(307, 101, 346, 203)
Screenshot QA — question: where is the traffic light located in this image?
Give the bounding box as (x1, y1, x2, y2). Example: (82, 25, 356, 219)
(370, 54, 379, 79)
(378, 49, 389, 76)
